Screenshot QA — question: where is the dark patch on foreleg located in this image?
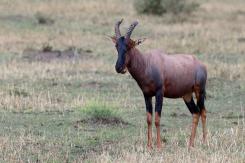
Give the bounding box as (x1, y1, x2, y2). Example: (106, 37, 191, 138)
(155, 91, 163, 116)
(144, 95, 153, 149)
(144, 95, 153, 114)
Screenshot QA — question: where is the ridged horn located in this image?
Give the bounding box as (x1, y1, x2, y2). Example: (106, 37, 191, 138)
(125, 21, 138, 41)
(115, 19, 123, 39)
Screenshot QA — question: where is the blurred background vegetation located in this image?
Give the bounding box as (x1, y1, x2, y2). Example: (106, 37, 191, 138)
(134, 0, 199, 15)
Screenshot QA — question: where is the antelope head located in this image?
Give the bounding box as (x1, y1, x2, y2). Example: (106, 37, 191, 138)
(111, 19, 145, 74)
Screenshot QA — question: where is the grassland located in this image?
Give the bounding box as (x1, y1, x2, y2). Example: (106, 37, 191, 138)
(0, 0, 244, 162)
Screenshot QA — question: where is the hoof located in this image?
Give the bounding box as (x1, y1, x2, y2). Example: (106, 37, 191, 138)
(147, 144, 153, 151)
(202, 136, 207, 144)
(156, 143, 162, 151)
(188, 144, 195, 151)
(188, 141, 195, 150)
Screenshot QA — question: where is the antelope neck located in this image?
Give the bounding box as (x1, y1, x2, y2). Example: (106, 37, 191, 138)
(126, 48, 147, 83)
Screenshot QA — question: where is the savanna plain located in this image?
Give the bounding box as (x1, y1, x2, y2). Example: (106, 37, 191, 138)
(0, 0, 244, 162)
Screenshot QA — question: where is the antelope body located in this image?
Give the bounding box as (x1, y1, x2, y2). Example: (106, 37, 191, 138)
(111, 19, 207, 149)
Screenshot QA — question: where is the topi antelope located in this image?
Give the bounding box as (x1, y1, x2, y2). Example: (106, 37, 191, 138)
(110, 19, 207, 149)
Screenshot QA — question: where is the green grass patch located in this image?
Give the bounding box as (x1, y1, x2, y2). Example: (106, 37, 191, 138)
(82, 100, 119, 119)
(80, 100, 129, 126)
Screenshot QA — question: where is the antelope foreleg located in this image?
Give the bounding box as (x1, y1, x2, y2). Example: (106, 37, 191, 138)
(155, 91, 163, 149)
(144, 95, 153, 149)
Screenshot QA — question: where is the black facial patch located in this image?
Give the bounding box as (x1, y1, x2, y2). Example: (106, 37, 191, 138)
(115, 37, 127, 73)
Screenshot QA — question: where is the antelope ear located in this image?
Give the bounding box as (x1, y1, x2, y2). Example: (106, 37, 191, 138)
(105, 35, 117, 43)
(135, 38, 146, 46)
(110, 36, 117, 43)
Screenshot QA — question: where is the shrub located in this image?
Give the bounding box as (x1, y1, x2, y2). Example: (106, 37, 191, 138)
(35, 12, 54, 25)
(42, 43, 53, 52)
(134, 0, 199, 15)
(134, 0, 165, 15)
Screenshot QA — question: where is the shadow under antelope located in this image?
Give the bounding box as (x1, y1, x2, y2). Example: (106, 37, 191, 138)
(110, 19, 207, 149)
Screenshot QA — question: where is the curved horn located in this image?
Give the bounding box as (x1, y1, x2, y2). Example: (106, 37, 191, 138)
(125, 21, 138, 41)
(115, 19, 123, 39)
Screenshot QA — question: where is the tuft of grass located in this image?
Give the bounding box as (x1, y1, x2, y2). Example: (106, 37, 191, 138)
(82, 100, 118, 119)
(42, 43, 53, 52)
(9, 88, 29, 97)
(80, 100, 128, 126)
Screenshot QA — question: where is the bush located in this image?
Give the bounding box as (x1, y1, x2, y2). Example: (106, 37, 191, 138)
(134, 0, 199, 15)
(35, 12, 54, 25)
(134, 0, 165, 15)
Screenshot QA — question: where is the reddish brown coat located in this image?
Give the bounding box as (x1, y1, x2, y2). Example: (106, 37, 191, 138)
(125, 48, 207, 98)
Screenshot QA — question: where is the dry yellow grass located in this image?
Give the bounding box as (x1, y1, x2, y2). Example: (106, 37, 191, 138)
(94, 126, 244, 163)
